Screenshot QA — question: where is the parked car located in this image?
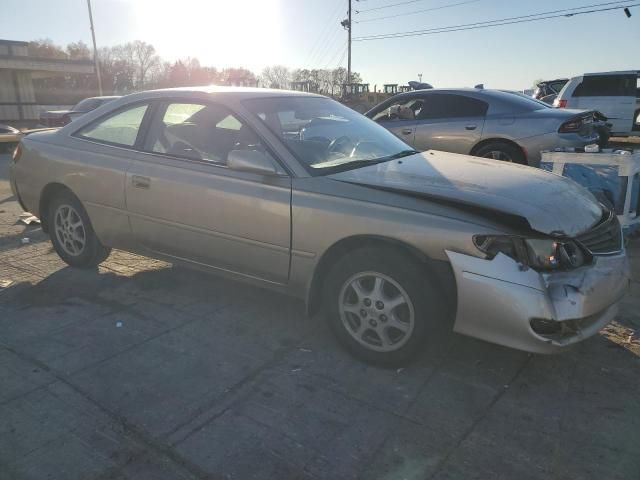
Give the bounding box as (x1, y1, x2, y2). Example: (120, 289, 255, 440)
(533, 78, 568, 105)
(10, 87, 630, 365)
(365, 88, 599, 166)
(39, 96, 121, 127)
(0, 124, 21, 153)
(554, 71, 640, 135)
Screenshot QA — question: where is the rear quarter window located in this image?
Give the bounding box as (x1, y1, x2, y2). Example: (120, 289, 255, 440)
(76, 104, 148, 147)
(573, 75, 637, 97)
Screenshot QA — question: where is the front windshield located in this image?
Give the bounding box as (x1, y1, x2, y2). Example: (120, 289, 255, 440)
(244, 96, 415, 175)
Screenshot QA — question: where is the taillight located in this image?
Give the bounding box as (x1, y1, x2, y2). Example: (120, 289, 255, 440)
(12, 143, 22, 163)
(559, 117, 583, 133)
(555, 99, 568, 108)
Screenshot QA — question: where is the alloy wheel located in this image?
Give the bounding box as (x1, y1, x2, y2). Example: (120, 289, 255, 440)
(483, 150, 513, 162)
(338, 271, 415, 352)
(54, 204, 86, 257)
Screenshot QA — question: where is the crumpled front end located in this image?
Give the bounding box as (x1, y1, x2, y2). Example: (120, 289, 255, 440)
(446, 250, 631, 354)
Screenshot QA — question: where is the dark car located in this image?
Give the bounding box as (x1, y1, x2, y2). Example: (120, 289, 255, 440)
(533, 79, 569, 105)
(39, 96, 121, 127)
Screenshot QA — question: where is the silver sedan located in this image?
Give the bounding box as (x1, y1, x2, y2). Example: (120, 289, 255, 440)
(366, 88, 599, 166)
(10, 87, 629, 365)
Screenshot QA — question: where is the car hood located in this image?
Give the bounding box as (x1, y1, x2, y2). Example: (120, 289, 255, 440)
(328, 150, 603, 237)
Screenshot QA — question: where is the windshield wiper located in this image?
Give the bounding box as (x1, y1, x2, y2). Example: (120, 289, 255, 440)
(384, 149, 420, 160)
(316, 149, 420, 175)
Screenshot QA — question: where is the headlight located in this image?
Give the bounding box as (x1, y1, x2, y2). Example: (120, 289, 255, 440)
(473, 235, 588, 271)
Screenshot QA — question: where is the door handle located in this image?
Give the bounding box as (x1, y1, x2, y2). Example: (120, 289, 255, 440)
(401, 128, 413, 135)
(131, 175, 150, 189)
(465, 124, 477, 130)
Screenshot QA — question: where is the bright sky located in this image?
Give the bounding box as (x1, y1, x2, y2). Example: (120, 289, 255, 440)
(1, 0, 638, 90)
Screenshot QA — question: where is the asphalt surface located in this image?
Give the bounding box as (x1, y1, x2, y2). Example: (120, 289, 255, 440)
(1, 152, 640, 480)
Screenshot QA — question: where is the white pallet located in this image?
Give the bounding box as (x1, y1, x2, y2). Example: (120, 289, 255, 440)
(541, 149, 640, 232)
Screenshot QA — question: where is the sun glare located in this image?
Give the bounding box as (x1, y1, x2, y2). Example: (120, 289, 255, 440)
(133, 0, 283, 71)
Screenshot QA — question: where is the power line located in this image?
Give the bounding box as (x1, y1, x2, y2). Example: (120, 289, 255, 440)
(354, 2, 636, 40)
(315, 28, 346, 67)
(324, 44, 348, 70)
(305, 0, 345, 66)
(356, 0, 447, 13)
(355, 0, 481, 23)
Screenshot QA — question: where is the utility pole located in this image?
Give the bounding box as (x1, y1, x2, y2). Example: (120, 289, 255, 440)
(86, 0, 103, 95)
(347, 0, 352, 84)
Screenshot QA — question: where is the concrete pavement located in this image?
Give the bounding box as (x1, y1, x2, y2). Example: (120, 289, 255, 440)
(1, 153, 640, 479)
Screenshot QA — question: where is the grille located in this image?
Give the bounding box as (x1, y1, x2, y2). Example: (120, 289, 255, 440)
(576, 211, 623, 255)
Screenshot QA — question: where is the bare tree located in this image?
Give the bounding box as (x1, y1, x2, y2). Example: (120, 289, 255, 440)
(128, 40, 160, 88)
(261, 65, 291, 89)
(66, 41, 91, 60)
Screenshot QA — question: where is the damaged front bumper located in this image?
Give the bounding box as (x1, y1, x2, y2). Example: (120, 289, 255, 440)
(446, 250, 631, 354)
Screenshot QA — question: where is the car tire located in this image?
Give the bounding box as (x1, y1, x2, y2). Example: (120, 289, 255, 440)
(322, 247, 447, 367)
(48, 191, 111, 268)
(474, 142, 526, 164)
(596, 126, 610, 148)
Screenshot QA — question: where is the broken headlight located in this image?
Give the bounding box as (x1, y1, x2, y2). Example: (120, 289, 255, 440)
(473, 235, 588, 271)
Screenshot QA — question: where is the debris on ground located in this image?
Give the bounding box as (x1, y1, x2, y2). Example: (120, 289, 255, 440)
(116, 321, 123, 328)
(20, 237, 30, 244)
(18, 212, 40, 225)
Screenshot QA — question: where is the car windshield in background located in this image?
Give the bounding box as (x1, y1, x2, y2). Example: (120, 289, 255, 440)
(244, 96, 415, 175)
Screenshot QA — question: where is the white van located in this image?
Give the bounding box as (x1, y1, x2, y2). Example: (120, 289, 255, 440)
(554, 71, 640, 135)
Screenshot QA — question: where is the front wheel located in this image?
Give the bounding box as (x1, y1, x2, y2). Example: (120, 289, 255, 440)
(322, 247, 448, 366)
(48, 191, 111, 268)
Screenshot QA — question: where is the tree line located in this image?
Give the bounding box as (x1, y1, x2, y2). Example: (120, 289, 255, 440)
(28, 39, 362, 104)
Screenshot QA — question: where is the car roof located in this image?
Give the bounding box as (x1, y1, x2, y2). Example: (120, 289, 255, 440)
(583, 70, 639, 77)
(124, 86, 324, 102)
(538, 78, 568, 84)
(382, 87, 522, 100)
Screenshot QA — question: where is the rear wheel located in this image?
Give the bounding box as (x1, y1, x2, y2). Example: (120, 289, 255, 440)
(475, 142, 526, 164)
(48, 191, 111, 268)
(322, 247, 447, 366)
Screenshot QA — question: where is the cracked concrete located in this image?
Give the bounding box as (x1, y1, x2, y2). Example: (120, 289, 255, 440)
(1, 153, 640, 479)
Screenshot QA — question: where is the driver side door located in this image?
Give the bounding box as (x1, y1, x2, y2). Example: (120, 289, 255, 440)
(125, 100, 292, 283)
(370, 96, 424, 147)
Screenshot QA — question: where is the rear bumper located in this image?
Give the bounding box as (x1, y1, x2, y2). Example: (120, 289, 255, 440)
(9, 163, 30, 213)
(519, 132, 599, 167)
(446, 250, 630, 354)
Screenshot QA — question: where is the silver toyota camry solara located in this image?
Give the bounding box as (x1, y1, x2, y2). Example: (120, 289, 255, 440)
(9, 87, 631, 365)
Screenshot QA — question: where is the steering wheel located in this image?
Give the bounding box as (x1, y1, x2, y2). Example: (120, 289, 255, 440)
(327, 136, 352, 154)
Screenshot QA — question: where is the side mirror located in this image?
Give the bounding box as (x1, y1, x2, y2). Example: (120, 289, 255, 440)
(227, 149, 278, 175)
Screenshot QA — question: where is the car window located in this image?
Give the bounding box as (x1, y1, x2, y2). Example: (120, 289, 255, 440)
(549, 80, 567, 94)
(144, 102, 268, 165)
(371, 97, 424, 122)
(245, 96, 414, 176)
(77, 104, 148, 147)
(573, 75, 637, 97)
(418, 94, 488, 119)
